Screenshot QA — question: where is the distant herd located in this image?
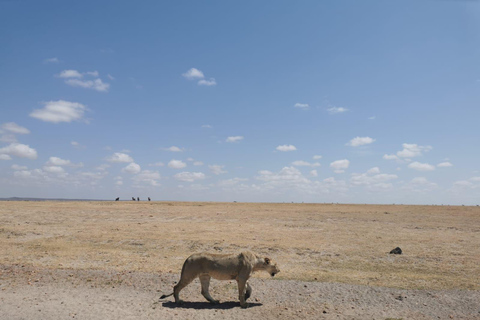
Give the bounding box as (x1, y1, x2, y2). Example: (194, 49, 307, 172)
(115, 197, 151, 201)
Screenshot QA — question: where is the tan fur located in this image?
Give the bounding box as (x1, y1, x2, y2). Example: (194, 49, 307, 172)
(160, 251, 280, 308)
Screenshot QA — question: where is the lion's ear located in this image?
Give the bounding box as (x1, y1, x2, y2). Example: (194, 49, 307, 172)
(264, 257, 271, 265)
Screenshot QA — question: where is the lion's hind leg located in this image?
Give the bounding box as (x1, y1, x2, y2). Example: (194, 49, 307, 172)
(173, 273, 196, 304)
(199, 275, 219, 304)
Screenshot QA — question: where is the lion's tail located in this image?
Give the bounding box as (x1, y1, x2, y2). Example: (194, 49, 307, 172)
(159, 292, 173, 299)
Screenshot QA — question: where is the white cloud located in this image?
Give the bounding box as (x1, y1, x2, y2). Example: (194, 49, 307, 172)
(107, 74, 115, 80)
(276, 144, 297, 152)
(56, 69, 82, 78)
(164, 146, 184, 152)
(57, 69, 110, 92)
(174, 171, 206, 182)
(198, 78, 217, 86)
(330, 159, 350, 173)
(226, 136, 244, 143)
(408, 161, 435, 171)
(396, 143, 432, 158)
(0, 122, 30, 143)
(327, 106, 348, 114)
(122, 162, 141, 174)
(106, 152, 133, 163)
(202, 124, 213, 129)
(437, 162, 453, 168)
(96, 164, 110, 171)
(255, 166, 349, 195)
(294, 103, 309, 109)
(194, 161, 204, 166)
(43, 165, 66, 174)
(12, 164, 27, 170)
(350, 167, 397, 189)
(44, 57, 59, 64)
(30, 100, 87, 123)
(292, 160, 321, 167)
(383, 154, 399, 160)
(0, 154, 12, 160)
(65, 78, 110, 92)
(85, 71, 99, 77)
(313, 155, 322, 160)
(367, 167, 380, 174)
(132, 170, 161, 186)
(168, 159, 187, 169)
(218, 177, 248, 187)
(71, 141, 79, 146)
(182, 68, 216, 86)
(404, 177, 438, 192)
(470, 177, 480, 182)
(347, 136, 375, 147)
(46, 156, 83, 168)
(209, 164, 227, 175)
(1, 122, 30, 135)
(0, 143, 38, 159)
(182, 68, 205, 80)
(257, 166, 306, 182)
(310, 170, 318, 177)
(368, 116, 376, 120)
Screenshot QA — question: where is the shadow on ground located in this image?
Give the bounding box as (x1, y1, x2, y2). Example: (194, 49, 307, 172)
(161, 301, 263, 309)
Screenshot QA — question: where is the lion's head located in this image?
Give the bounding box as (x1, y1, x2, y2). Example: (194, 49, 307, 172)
(263, 257, 280, 277)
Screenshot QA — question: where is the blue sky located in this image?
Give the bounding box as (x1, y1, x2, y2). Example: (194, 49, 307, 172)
(1, 0, 480, 204)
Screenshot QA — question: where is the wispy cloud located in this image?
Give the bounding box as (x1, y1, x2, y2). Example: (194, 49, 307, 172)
(106, 152, 133, 163)
(347, 136, 375, 147)
(174, 171, 206, 182)
(56, 69, 110, 92)
(408, 161, 435, 171)
(294, 103, 309, 109)
(226, 136, 244, 143)
(43, 57, 60, 64)
(65, 78, 110, 92)
(276, 144, 297, 152)
(209, 164, 227, 175)
(163, 146, 184, 152)
(183, 68, 217, 86)
(0, 122, 30, 143)
(437, 162, 453, 168)
(330, 159, 350, 173)
(327, 106, 348, 114)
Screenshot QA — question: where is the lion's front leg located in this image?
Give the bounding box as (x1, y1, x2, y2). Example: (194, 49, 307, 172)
(199, 275, 219, 304)
(236, 276, 249, 308)
(245, 281, 252, 301)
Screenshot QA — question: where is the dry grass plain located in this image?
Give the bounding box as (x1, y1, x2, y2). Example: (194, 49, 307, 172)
(1, 200, 479, 290)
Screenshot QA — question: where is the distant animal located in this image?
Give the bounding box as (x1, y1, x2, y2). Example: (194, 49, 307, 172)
(148, 197, 151, 201)
(137, 197, 140, 201)
(160, 251, 280, 308)
(390, 247, 402, 254)
(115, 197, 119, 201)
(132, 197, 136, 201)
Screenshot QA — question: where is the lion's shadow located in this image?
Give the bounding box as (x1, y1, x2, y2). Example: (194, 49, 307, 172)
(162, 301, 263, 310)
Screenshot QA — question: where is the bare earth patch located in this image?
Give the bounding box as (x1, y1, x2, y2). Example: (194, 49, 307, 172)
(0, 201, 479, 319)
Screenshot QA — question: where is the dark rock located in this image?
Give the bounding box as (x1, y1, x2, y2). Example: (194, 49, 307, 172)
(390, 247, 402, 254)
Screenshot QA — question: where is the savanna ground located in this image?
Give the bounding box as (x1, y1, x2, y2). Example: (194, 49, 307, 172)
(0, 201, 479, 319)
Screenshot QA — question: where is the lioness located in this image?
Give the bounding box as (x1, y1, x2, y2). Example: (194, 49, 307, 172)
(160, 251, 280, 308)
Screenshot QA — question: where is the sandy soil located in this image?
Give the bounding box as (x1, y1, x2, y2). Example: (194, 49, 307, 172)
(1, 201, 479, 319)
(1, 265, 479, 320)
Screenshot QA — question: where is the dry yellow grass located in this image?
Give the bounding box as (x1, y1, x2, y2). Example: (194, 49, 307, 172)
(1, 201, 479, 290)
